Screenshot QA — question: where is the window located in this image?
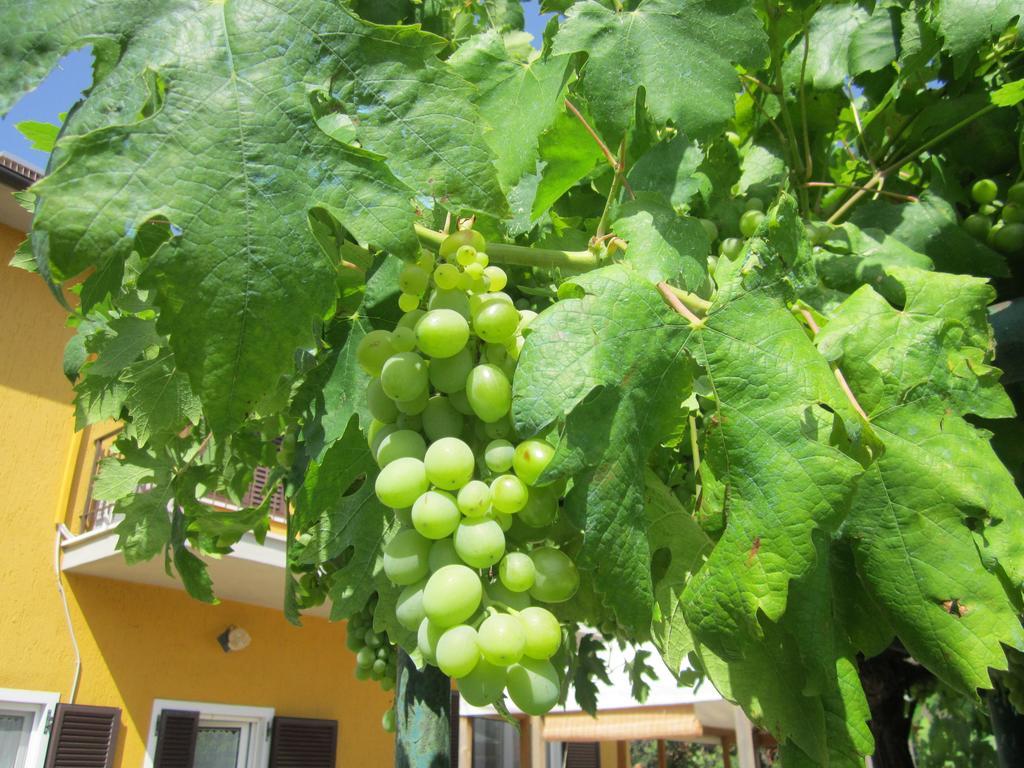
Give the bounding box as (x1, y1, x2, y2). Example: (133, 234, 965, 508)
(145, 701, 273, 768)
(0, 690, 59, 768)
(472, 718, 519, 768)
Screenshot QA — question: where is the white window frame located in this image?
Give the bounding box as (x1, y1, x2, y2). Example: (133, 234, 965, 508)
(143, 700, 274, 768)
(0, 688, 60, 768)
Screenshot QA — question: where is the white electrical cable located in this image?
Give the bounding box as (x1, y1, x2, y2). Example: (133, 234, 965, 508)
(53, 525, 82, 703)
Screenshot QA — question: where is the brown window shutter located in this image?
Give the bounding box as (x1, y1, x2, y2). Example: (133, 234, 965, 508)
(566, 741, 601, 768)
(269, 716, 337, 768)
(243, 465, 270, 507)
(449, 690, 460, 761)
(44, 703, 120, 768)
(152, 710, 199, 768)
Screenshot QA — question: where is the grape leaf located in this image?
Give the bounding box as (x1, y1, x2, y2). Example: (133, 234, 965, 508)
(513, 263, 697, 631)
(679, 198, 873, 660)
(449, 31, 569, 190)
(114, 488, 171, 565)
(572, 633, 612, 715)
(816, 266, 1024, 693)
(4, 0, 510, 433)
(934, 0, 1024, 59)
(121, 352, 203, 445)
(611, 198, 709, 289)
(627, 649, 657, 704)
(627, 135, 707, 209)
(644, 470, 712, 674)
(290, 417, 393, 621)
(93, 456, 153, 503)
(552, 0, 768, 141)
(15, 119, 59, 152)
(531, 107, 605, 219)
(849, 193, 1008, 278)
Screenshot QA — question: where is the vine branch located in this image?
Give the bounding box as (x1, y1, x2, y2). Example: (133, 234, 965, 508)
(414, 224, 601, 272)
(798, 309, 869, 422)
(657, 282, 705, 328)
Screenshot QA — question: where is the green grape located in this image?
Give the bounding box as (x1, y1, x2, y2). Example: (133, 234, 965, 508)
(490, 510, 513, 531)
(372, 659, 387, 676)
(355, 665, 371, 681)
(506, 334, 525, 363)
(345, 630, 363, 652)
(429, 347, 474, 394)
(382, 708, 396, 733)
(366, 417, 393, 454)
(506, 658, 560, 716)
(456, 245, 478, 267)
(475, 251, 489, 267)
(458, 272, 474, 291)
(390, 326, 417, 353)
(470, 291, 513, 318)
(487, 579, 532, 611)
(519, 607, 561, 660)
(376, 429, 426, 467)
(396, 413, 422, 432)
(992, 222, 1024, 253)
(429, 288, 472, 320)
(357, 330, 395, 376)
(434, 263, 460, 290)
(483, 415, 513, 440)
(513, 440, 555, 486)
(395, 387, 429, 416)
(529, 547, 580, 603)
(356, 647, 375, 668)
(399, 292, 420, 312)
(719, 237, 743, 258)
(423, 437, 475, 490)
(499, 552, 536, 592)
(440, 229, 487, 260)
(483, 266, 507, 291)
(422, 395, 464, 441)
(423, 564, 483, 627)
(383, 527, 431, 585)
(972, 178, 999, 204)
(744, 197, 764, 212)
(395, 506, 413, 528)
(417, 617, 443, 663)
(491, 475, 529, 514)
(428, 538, 463, 571)
(465, 262, 485, 279)
(412, 490, 461, 540)
(517, 310, 537, 331)
(1003, 203, 1024, 224)
(474, 300, 520, 343)
(366, 379, 398, 424)
(1008, 181, 1024, 206)
(469, 276, 488, 294)
(980, 203, 999, 216)
(478, 613, 525, 666)
(449, 388, 475, 416)
(416, 309, 470, 358)
(739, 209, 765, 238)
(466, 364, 512, 423)
(698, 218, 718, 243)
(436, 624, 481, 678)
(380, 677, 395, 692)
(457, 660, 507, 707)
(397, 309, 425, 330)
(454, 517, 506, 568)
(963, 213, 992, 240)
(517, 484, 559, 528)
(380, 352, 428, 402)
(375, 457, 428, 509)
(399, 263, 429, 296)
(417, 250, 435, 272)
(484, 439, 515, 473)
(457, 480, 492, 518)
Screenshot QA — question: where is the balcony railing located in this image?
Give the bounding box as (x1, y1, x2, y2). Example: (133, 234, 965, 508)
(80, 429, 288, 534)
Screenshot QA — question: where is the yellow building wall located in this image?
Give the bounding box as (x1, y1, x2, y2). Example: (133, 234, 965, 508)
(0, 222, 395, 766)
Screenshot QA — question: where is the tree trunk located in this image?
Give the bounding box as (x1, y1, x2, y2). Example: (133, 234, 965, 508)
(395, 651, 452, 768)
(987, 678, 1024, 768)
(858, 646, 930, 768)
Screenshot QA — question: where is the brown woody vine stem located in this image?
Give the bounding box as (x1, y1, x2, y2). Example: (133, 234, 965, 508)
(657, 282, 705, 328)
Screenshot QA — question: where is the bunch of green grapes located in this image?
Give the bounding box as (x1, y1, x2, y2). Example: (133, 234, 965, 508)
(345, 596, 397, 692)
(962, 177, 1024, 255)
(356, 229, 580, 716)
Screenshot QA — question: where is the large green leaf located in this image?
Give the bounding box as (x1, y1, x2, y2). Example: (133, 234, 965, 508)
(552, 0, 768, 141)
(611, 198, 710, 288)
(2, 0, 510, 432)
(114, 488, 172, 564)
(934, 0, 1024, 59)
(680, 197, 872, 659)
(449, 31, 569, 190)
(513, 264, 698, 631)
(817, 267, 1024, 693)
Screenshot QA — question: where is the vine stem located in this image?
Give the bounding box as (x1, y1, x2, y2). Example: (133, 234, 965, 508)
(827, 103, 999, 224)
(665, 284, 712, 314)
(657, 282, 705, 328)
(805, 182, 918, 203)
(564, 99, 635, 199)
(414, 223, 601, 272)
(595, 139, 627, 239)
(798, 309, 870, 422)
(688, 414, 701, 481)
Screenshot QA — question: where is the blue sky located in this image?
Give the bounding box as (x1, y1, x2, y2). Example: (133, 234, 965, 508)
(0, 2, 552, 171)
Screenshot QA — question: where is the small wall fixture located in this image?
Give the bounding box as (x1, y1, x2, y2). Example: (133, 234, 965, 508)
(217, 625, 252, 653)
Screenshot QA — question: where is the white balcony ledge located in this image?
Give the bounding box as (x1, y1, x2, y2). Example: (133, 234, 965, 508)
(61, 528, 331, 619)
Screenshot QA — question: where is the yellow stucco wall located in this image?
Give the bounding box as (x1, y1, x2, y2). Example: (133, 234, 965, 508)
(0, 223, 395, 766)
